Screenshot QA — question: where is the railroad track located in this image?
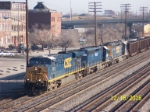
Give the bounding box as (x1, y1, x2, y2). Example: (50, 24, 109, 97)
(0, 50, 150, 112)
(23, 51, 150, 112)
(76, 65, 150, 112)
(110, 77, 150, 112)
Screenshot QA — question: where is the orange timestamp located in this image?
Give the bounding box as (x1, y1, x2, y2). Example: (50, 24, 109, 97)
(111, 95, 142, 101)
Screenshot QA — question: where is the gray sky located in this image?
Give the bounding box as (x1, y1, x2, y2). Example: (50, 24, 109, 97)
(1, 0, 150, 14)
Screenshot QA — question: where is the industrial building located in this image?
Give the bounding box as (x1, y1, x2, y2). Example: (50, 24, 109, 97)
(0, 1, 26, 47)
(28, 2, 61, 39)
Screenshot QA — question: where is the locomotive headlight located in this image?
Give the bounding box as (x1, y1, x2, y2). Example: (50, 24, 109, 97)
(35, 67, 37, 70)
(39, 79, 41, 81)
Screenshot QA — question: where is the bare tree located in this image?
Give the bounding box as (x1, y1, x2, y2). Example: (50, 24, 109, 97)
(29, 24, 52, 49)
(83, 23, 127, 46)
(58, 29, 79, 51)
(58, 35, 72, 51)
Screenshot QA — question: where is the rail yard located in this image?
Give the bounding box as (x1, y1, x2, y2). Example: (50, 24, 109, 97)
(0, 46, 150, 112)
(0, 1, 150, 112)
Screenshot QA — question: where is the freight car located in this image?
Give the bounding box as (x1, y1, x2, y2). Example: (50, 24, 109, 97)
(127, 37, 150, 56)
(145, 37, 150, 49)
(138, 37, 147, 52)
(24, 38, 150, 94)
(127, 39, 139, 56)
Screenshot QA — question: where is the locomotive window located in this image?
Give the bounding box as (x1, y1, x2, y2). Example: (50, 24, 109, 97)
(29, 58, 51, 65)
(51, 60, 55, 66)
(53, 74, 55, 78)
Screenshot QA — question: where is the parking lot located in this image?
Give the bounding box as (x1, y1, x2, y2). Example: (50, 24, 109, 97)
(0, 58, 26, 98)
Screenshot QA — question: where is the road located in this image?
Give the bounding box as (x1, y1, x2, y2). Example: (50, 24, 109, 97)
(0, 58, 26, 98)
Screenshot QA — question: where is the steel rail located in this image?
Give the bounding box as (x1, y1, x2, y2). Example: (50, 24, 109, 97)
(0, 50, 150, 112)
(78, 67, 150, 112)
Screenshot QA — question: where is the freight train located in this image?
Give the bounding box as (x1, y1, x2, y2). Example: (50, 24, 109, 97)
(24, 37, 150, 94)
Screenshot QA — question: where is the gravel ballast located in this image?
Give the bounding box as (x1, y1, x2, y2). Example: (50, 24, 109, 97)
(42, 58, 150, 112)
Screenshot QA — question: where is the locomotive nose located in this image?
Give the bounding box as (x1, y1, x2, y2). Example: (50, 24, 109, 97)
(25, 66, 48, 82)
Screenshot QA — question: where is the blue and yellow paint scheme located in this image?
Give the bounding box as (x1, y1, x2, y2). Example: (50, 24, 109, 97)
(24, 42, 126, 93)
(104, 41, 123, 60)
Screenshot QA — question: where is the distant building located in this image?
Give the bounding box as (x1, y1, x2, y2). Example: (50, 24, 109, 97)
(104, 10, 115, 16)
(28, 2, 61, 39)
(0, 1, 26, 47)
(144, 24, 150, 36)
(74, 25, 94, 33)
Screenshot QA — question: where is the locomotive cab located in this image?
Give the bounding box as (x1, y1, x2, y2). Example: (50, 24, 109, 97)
(24, 56, 54, 94)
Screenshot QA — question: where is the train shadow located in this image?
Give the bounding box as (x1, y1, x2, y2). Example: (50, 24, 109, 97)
(0, 72, 26, 99)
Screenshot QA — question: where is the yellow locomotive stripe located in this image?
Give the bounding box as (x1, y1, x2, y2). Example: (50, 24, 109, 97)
(48, 68, 85, 83)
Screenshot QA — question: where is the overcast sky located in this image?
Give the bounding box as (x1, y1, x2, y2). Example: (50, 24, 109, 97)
(1, 0, 150, 14)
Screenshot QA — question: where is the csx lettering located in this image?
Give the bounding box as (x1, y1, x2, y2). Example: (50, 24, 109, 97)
(64, 58, 72, 68)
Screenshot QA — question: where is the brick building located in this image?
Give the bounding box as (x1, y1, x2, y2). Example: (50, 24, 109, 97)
(28, 2, 61, 39)
(0, 1, 26, 48)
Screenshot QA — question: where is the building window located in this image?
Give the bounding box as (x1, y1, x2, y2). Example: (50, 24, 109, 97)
(12, 25, 13, 31)
(2, 13, 5, 19)
(0, 23, 1, 31)
(13, 14, 15, 21)
(52, 17, 55, 21)
(6, 35, 7, 44)
(20, 15, 22, 21)
(9, 24, 11, 31)
(57, 17, 61, 21)
(3, 24, 5, 31)
(0, 13, 2, 20)
(8, 35, 10, 44)
(5, 24, 7, 31)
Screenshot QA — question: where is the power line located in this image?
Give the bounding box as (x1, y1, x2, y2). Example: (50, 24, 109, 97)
(121, 3, 131, 41)
(140, 7, 148, 36)
(70, 0, 72, 21)
(88, 2, 102, 46)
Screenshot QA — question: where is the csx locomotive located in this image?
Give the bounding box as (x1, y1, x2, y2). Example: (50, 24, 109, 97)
(24, 37, 150, 94)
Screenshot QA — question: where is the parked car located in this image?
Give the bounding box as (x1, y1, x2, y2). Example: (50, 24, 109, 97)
(31, 44, 42, 51)
(9, 44, 16, 50)
(0, 51, 15, 56)
(17, 43, 25, 53)
(0, 49, 4, 52)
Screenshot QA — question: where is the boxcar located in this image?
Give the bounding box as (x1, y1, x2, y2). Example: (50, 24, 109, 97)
(138, 38, 147, 52)
(145, 37, 150, 49)
(127, 40, 139, 56)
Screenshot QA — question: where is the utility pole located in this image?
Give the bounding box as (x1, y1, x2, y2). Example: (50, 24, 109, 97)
(121, 4, 131, 41)
(89, 2, 102, 46)
(18, 3, 20, 44)
(26, 0, 29, 67)
(70, 0, 72, 21)
(121, 9, 123, 23)
(140, 7, 148, 36)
